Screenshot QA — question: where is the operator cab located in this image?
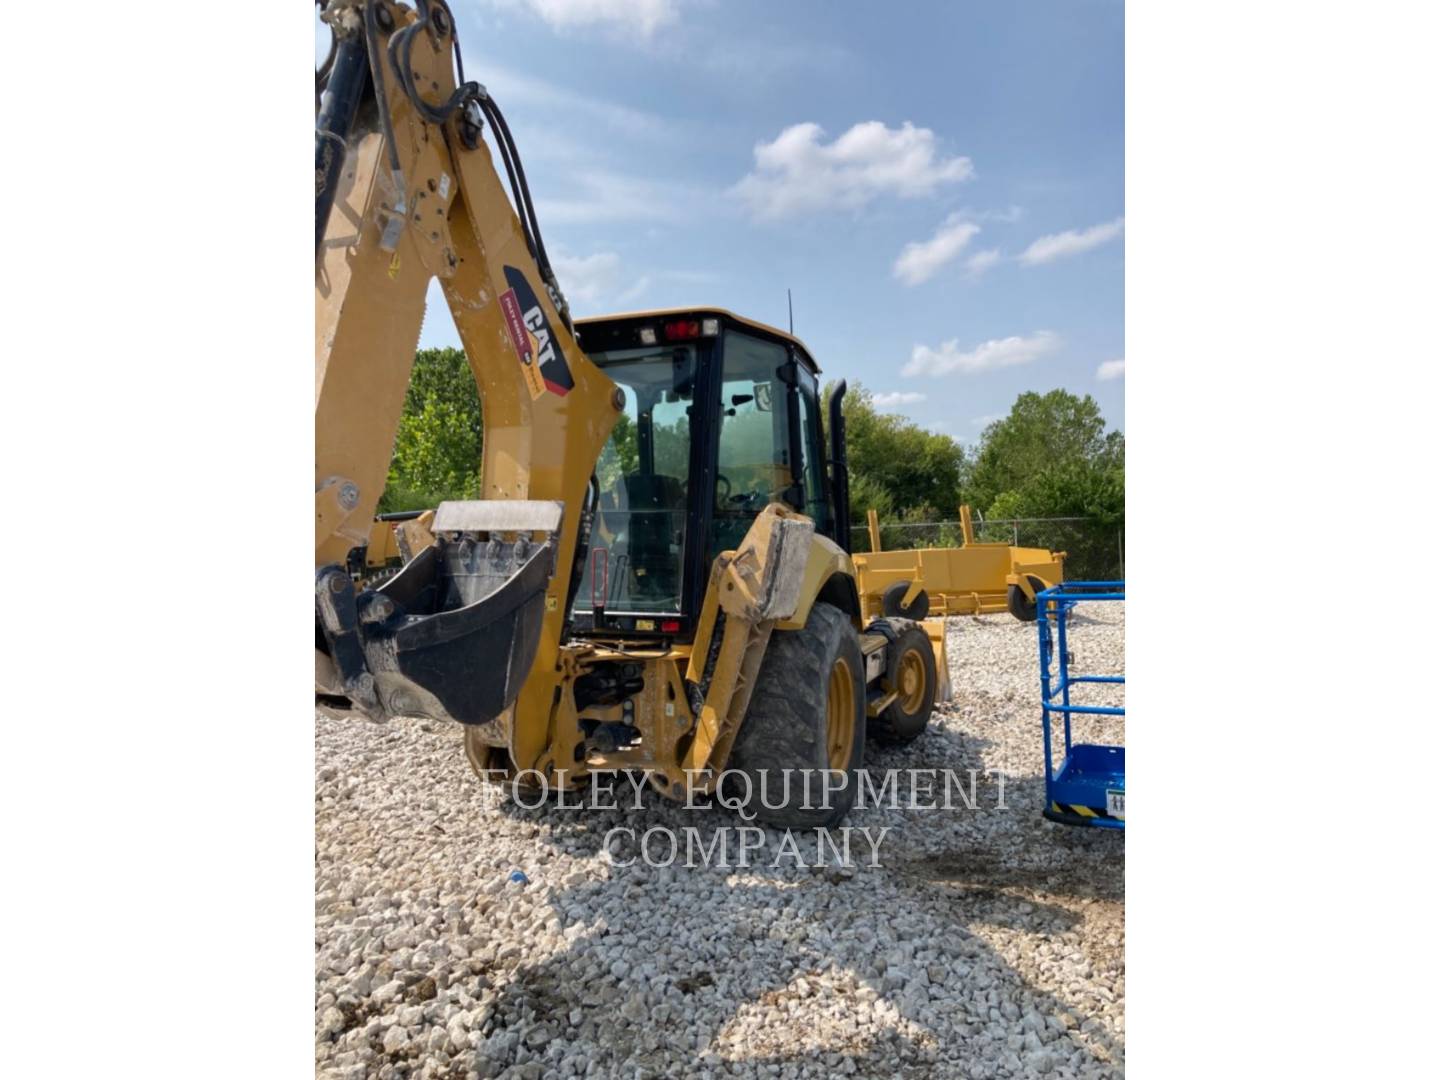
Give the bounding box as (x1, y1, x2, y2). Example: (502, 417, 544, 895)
(571, 308, 837, 640)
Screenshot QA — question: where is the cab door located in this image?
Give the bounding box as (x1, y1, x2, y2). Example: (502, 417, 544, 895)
(706, 328, 833, 560)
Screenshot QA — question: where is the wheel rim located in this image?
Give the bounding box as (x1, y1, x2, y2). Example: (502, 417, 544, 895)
(826, 657, 856, 770)
(898, 648, 926, 713)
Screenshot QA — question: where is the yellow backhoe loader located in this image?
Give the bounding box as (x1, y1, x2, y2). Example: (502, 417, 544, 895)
(314, 0, 943, 826)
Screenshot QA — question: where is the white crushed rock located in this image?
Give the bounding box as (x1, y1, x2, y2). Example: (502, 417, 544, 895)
(316, 603, 1125, 1078)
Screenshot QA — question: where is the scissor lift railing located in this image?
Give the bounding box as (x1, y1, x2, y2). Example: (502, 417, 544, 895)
(1037, 582, 1125, 829)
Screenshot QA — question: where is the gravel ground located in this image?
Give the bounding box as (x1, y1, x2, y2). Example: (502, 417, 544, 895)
(316, 603, 1125, 1079)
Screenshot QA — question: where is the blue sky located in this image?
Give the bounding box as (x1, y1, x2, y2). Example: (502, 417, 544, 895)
(325, 1, 1124, 438)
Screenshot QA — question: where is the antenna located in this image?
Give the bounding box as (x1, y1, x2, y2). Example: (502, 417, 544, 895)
(787, 288, 794, 335)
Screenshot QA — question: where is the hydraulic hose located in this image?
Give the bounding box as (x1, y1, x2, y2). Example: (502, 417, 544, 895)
(363, 0, 406, 214)
(324, 0, 571, 325)
(387, 0, 476, 127)
(476, 93, 572, 331)
(314, 25, 368, 257)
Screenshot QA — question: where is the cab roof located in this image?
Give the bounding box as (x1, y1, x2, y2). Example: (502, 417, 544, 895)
(575, 306, 820, 371)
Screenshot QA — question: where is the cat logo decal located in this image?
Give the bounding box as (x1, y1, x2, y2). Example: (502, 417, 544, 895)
(499, 266, 574, 399)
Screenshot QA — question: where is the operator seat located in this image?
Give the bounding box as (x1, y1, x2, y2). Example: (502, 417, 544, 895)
(622, 473, 684, 603)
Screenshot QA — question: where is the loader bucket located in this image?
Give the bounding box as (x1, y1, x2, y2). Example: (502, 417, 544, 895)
(315, 501, 563, 727)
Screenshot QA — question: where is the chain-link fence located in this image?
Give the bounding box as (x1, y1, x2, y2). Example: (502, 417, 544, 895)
(850, 515, 1125, 581)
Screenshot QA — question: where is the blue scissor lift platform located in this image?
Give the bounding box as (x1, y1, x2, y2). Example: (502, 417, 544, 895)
(1037, 582, 1125, 829)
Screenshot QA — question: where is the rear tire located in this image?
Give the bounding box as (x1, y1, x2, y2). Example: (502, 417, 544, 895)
(867, 619, 936, 747)
(1007, 575, 1049, 622)
(728, 602, 865, 828)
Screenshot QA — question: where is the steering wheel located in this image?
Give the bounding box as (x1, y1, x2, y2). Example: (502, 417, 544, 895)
(729, 490, 764, 510)
(681, 474, 733, 504)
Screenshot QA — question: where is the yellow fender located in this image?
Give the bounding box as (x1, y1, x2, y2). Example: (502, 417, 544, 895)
(775, 533, 860, 631)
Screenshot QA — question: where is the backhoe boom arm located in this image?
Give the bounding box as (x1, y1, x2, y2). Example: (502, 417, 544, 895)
(315, 0, 620, 736)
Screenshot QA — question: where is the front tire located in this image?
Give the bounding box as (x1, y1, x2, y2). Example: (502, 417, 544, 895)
(728, 602, 865, 828)
(867, 619, 936, 747)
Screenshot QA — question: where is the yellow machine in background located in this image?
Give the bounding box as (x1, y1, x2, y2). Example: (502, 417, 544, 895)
(314, 0, 943, 827)
(853, 505, 1066, 623)
(351, 511, 437, 586)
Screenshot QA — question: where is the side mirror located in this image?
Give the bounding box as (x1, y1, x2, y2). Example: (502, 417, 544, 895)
(671, 348, 694, 398)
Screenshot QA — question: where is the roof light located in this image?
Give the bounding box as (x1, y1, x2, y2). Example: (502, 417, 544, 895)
(662, 319, 702, 342)
(638, 326, 657, 345)
(701, 318, 720, 337)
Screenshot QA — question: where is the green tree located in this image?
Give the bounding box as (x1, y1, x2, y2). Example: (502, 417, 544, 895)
(378, 347, 484, 512)
(826, 381, 968, 542)
(968, 389, 1125, 577)
(595, 412, 638, 493)
(967, 390, 1115, 511)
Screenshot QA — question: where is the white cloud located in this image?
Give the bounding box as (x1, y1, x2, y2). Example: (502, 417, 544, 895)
(964, 248, 1002, 280)
(535, 169, 695, 224)
(892, 215, 981, 286)
(924, 421, 949, 433)
(1096, 358, 1126, 381)
(551, 251, 623, 307)
(510, 0, 677, 36)
(451, 61, 691, 225)
(1019, 217, 1124, 266)
(692, 37, 852, 82)
(618, 279, 652, 305)
(971, 414, 1002, 427)
(551, 253, 715, 314)
(982, 205, 1024, 224)
(902, 331, 1060, 378)
(871, 390, 927, 407)
(732, 121, 973, 219)
(473, 59, 672, 139)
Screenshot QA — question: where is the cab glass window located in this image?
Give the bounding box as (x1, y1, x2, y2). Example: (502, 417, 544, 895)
(709, 331, 797, 557)
(795, 364, 832, 534)
(575, 344, 697, 613)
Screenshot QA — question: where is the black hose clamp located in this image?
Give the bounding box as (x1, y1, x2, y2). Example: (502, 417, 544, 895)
(460, 95, 484, 150)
